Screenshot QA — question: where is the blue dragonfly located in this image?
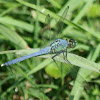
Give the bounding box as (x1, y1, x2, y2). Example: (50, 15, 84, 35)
(1, 38, 76, 67)
(1, 6, 73, 67)
(1, 6, 88, 88)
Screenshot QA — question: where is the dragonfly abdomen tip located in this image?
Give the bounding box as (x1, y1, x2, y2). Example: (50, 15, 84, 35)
(1, 63, 5, 67)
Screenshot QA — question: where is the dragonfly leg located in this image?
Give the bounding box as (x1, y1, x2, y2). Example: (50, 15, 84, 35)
(62, 52, 65, 60)
(52, 52, 62, 68)
(62, 50, 68, 61)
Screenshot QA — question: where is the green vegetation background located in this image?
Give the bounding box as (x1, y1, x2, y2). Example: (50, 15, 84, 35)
(0, 0, 100, 100)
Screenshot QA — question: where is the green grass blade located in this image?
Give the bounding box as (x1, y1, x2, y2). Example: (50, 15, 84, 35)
(0, 24, 27, 48)
(40, 53, 100, 73)
(27, 59, 52, 76)
(0, 17, 33, 32)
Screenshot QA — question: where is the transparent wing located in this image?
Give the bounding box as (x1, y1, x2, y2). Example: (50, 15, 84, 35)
(40, 14, 51, 35)
(55, 6, 69, 38)
(40, 6, 69, 45)
(45, 14, 51, 25)
(62, 51, 89, 89)
(40, 14, 54, 46)
(65, 60, 89, 89)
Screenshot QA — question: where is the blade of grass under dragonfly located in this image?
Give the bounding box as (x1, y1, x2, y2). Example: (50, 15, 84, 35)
(39, 53, 100, 73)
(48, 51, 88, 88)
(49, 49, 87, 88)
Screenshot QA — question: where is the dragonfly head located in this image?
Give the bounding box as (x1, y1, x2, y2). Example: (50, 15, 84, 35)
(68, 39, 77, 48)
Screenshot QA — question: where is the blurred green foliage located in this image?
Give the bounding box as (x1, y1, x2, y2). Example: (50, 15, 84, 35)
(0, 0, 100, 100)
(88, 3, 100, 18)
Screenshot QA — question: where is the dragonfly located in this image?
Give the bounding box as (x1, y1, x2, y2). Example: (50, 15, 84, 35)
(1, 6, 88, 89)
(1, 38, 76, 67)
(1, 6, 74, 67)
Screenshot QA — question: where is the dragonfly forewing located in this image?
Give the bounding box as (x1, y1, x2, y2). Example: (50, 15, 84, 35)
(55, 6, 69, 38)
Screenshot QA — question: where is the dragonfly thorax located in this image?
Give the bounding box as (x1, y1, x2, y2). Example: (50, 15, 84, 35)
(50, 39, 68, 53)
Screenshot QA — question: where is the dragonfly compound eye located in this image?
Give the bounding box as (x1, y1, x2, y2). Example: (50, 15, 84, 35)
(72, 40, 77, 48)
(69, 39, 76, 48)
